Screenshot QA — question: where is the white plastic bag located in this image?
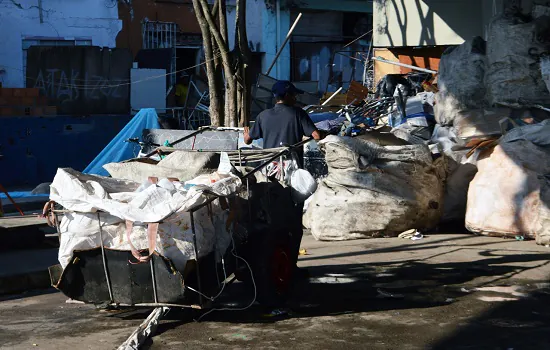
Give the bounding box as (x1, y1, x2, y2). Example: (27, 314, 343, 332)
(290, 169, 317, 203)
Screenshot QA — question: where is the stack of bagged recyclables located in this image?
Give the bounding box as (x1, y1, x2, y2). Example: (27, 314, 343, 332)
(304, 136, 446, 241)
(465, 120, 550, 244)
(51, 165, 241, 272)
(426, 5, 550, 227)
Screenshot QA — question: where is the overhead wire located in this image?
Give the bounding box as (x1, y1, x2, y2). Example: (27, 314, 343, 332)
(2, 44, 227, 88)
(4, 27, 372, 91)
(9, 43, 367, 90)
(18, 50, 227, 90)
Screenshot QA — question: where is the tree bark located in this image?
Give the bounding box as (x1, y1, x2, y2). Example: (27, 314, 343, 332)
(191, 0, 253, 127)
(191, 0, 222, 126)
(235, 0, 252, 126)
(197, 0, 238, 127)
(218, 0, 237, 127)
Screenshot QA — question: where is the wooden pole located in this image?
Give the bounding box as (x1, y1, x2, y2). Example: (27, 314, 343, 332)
(0, 184, 24, 216)
(265, 13, 303, 77)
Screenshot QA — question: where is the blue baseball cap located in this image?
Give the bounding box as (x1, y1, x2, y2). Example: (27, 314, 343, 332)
(271, 80, 304, 98)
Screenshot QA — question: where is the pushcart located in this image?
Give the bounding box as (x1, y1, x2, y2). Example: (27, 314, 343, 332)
(46, 136, 311, 313)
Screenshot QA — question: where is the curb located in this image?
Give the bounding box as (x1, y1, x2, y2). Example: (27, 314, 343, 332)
(0, 269, 52, 295)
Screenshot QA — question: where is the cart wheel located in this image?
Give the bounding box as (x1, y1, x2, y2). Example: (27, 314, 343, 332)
(254, 230, 294, 307)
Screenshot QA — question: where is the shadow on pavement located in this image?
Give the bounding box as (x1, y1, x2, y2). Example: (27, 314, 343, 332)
(431, 290, 550, 350)
(150, 237, 550, 347)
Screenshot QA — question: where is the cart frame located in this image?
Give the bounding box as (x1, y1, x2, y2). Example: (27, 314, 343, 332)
(48, 137, 312, 310)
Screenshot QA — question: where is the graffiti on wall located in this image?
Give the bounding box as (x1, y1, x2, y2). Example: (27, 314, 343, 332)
(26, 46, 132, 114)
(34, 69, 124, 102)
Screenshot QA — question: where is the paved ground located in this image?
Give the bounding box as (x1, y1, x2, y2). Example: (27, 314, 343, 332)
(0, 248, 58, 278)
(2, 234, 550, 350)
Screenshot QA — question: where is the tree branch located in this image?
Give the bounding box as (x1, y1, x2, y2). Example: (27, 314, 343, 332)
(191, 0, 222, 125)
(197, 0, 229, 56)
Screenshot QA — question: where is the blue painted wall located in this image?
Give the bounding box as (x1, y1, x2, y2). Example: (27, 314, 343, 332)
(262, 7, 291, 80)
(0, 115, 132, 187)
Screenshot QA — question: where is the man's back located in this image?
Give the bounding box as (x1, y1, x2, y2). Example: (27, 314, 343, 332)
(250, 104, 316, 149)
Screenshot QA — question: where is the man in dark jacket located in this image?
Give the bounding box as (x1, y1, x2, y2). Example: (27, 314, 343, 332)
(244, 80, 322, 166)
(244, 80, 322, 277)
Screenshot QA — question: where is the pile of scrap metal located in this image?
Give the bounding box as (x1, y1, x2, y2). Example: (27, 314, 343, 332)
(305, 4, 550, 244)
(304, 72, 438, 179)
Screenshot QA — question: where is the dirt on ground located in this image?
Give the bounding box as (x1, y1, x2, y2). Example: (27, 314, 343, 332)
(1, 234, 550, 350)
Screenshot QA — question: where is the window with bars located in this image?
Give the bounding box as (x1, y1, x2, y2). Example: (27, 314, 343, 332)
(22, 38, 92, 82)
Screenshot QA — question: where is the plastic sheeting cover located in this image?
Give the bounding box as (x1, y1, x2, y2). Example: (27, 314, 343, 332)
(83, 108, 161, 176)
(466, 120, 550, 240)
(52, 167, 241, 270)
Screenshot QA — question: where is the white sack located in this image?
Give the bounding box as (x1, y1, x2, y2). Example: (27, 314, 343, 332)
(486, 15, 550, 106)
(465, 121, 550, 240)
(453, 108, 511, 141)
(51, 168, 240, 223)
(53, 168, 240, 270)
(290, 169, 317, 203)
(435, 38, 487, 126)
(542, 56, 550, 94)
(441, 155, 478, 223)
(305, 136, 445, 241)
(104, 151, 219, 183)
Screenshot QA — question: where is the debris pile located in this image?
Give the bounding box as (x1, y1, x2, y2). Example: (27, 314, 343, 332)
(466, 121, 550, 241)
(51, 166, 239, 271)
(306, 5, 550, 244)
(304, 136, 445, 240)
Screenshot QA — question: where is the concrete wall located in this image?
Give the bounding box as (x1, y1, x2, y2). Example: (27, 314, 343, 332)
(227, 0, 264, 52)
(373, 0, 486, 47)
(298, 0, 372, 13)
(0, 0, 121, 88)
(130, 69, 167, 112)
(226, 0, 290, 80)
(373, 0, 550, 47)
(257, 0, 372, 81)
(0, 115, 132, 186)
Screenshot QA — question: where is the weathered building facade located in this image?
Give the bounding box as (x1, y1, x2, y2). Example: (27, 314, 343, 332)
(371, 0, 546, 79)
(0, 0, 122, 88)
(373, 0, 545, 48)
(116, 0, 372, 93)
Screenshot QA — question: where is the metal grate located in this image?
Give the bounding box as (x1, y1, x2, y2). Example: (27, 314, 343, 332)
(142, 21, 178, 86)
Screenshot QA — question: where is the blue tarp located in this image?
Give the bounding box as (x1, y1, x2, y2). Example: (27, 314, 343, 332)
(309, 112, 340, 123)
(0, 191, 49, 199)
(83, 108, 161, 176)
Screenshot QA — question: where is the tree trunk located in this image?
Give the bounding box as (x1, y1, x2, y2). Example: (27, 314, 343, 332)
(211, 39, 225, 126)
(235, 0, 252, 126)
(191, 0, 222, 126)
(218, 0, 236, 127)
(191, 0, 253, 127)
(197, 0, 238, 127)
